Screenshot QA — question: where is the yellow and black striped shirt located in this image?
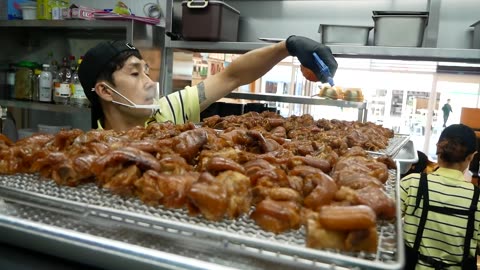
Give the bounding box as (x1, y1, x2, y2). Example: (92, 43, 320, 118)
(147, 85, 200, 125)
(400, 167, 480, 269)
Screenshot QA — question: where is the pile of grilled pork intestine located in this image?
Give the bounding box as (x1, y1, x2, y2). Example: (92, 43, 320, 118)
(0, 112, 396, 253)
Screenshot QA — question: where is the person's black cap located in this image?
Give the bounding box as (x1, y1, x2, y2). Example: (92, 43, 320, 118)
(78, 40, 138, 103)
(439, 124, 477, 155)
(78, 41, 139, 128)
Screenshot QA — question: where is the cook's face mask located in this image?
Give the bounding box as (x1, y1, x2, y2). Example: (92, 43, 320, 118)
(93, 83, 161, 115)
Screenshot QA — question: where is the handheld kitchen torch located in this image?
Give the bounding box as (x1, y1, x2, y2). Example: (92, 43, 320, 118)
(313, 52, 335, 86)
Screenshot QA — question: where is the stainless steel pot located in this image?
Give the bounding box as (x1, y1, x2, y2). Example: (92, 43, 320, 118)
(318, 24, 373, 45)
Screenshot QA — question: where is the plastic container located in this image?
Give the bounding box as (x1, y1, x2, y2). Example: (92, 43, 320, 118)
(3, 0, 31, 20)
(318, 24, 373, 45)
(38, 124, 71, 134)
(471, 20, 480, 49)
(37, 0, 51, 20)
(21, 6, 37, 20)
(18, 128, 37, 139)
(372, 11, 429, 47)
(181, 0, 240, 41)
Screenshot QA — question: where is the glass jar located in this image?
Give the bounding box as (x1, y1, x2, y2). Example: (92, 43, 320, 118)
(14, 61, 39, 100)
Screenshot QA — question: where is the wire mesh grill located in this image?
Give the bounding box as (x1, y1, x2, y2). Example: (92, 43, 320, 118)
(0, 169, 402, 269)
(0, 200, 302, 270)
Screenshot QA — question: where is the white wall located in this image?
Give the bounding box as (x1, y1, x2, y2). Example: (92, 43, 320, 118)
(437, 0, 480, 49)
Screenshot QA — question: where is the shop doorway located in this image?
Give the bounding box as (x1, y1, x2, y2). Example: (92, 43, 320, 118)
(425, 74, 480, 160)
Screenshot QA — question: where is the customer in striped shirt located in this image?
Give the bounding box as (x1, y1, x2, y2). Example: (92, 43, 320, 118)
(401, 124, 480, 269)
(77, 37, 337, 130)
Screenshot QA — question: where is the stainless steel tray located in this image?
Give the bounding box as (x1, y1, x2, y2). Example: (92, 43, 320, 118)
(0, 199, 289, 270)
(204, 128, 410, 159)
(394, 140, 419, 175)
(0, 170, 404, 270)
(368, 134, 410, 157)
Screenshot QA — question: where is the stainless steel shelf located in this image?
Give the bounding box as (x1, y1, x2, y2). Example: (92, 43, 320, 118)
(225, 92, 367, 122)
(167, 40, 265, 54)
(0, 19, 165, 45)
(330, 44, 480, 63)
(167, 40, 480, 63)
(0, 20, 133, 29)
(225, 92, 367, 108)
(0, 99, 90, 113)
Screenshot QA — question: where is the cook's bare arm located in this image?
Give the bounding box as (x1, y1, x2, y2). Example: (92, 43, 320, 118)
(199, 41, 289, 111)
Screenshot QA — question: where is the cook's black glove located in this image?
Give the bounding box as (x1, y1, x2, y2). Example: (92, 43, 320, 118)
(286, 35, 338, 83)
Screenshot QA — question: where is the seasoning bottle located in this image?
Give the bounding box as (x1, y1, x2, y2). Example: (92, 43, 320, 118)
(6, 64, 16, 99)
(53, 57, 70, 105)
(0, 65, 8, 100)
(39, 64, 53, 103)
(70, 58, 89, 107)
(37, 0, 51, 20)
(32, 68, 42, 101)
(51, 0, 62, 20)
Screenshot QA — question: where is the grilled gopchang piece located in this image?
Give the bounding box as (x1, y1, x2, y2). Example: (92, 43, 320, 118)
(187, 171, 251, 221)
(306, 205, 378, 252)
(135, 170, 200, 208)
(203, 112, 394, 152)
(251, 198, 302, 234)
(92, 147, 161, 177)
(0, 133, 54, 174)
(331, 147, 396, 219)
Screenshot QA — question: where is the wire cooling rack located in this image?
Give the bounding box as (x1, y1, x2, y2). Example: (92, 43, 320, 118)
(0, 168, 404, 270)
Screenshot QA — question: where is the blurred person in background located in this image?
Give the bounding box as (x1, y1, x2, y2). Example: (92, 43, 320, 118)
(442, 99, 453, 127)
(78, 36, 337, 131)
(400, 151, 439, 179)
(400, 124, 479, 269)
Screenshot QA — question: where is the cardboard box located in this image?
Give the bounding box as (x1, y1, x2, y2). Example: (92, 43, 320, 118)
(67, 4, 96, 20)
(61, 5, 72, 19)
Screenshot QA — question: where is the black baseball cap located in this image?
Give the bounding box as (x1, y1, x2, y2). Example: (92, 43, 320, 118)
(78, 40, 139, 128)
(439, 124, 477, 155)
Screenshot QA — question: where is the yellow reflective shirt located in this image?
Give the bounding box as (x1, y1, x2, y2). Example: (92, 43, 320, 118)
(97, 85, 200, 129)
